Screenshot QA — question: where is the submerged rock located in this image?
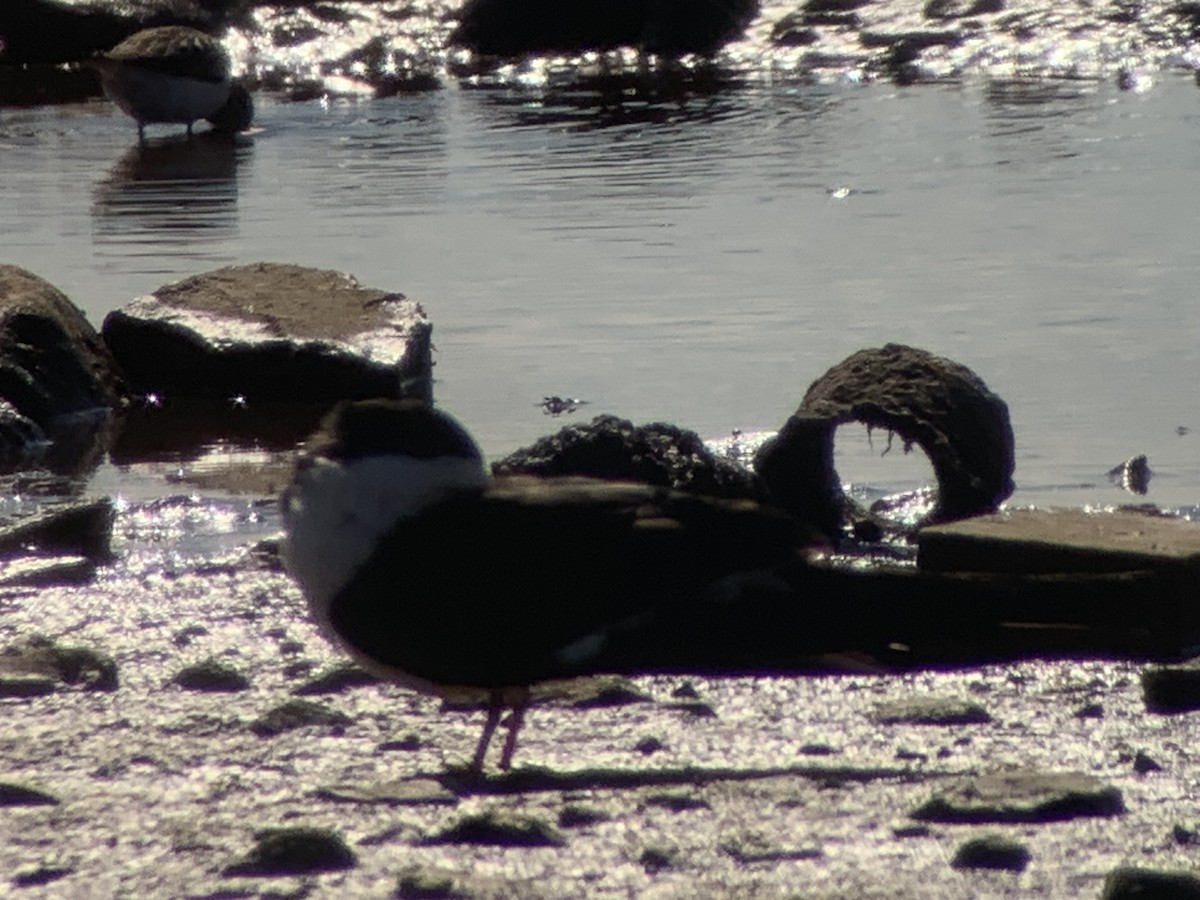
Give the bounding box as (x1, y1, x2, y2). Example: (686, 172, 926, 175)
(103, 263, 432, 408)
(451, 0, 760, 59)
(170, 658, 251, 692)
(425, 809, 566, 847)
(249, 699, 352, 737)
(1101, 867, 1200, 900)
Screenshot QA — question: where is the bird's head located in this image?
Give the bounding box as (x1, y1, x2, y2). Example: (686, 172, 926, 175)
(280, 399, 489, 619)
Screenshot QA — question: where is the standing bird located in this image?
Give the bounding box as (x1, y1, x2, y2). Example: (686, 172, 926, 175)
(91, 26, 252, 142)
(280, 399, 806, 773)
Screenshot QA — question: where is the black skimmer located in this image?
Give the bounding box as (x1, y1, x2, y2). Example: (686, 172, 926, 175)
(91, 26, 253, 142)
(280, 399, 806, 772)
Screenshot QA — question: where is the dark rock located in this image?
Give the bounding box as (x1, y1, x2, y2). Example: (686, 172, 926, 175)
(291, 662, 380, 696)
(634, 736, 665, 755)
(721, 831, 822, 863)
(553, 675, 654, 708)
(892, 823, 931, 838)
(377, 733, 422, 752)
(222, 826, 357, 877)
(11, 862, 74, 887)
(643, 790, 710, 812)
(871, 697, 993, 726)
(770, 15, 820, 47)
(666, 700, 719, 718)
(248, 699, 352, 737)
(170, 658, 250, 692)
(913, 771, 1125, 823)
(1174, 823, 1200, 845)
(494, 414, 761, 501)
(1143, 662, 1200, 713)
(0, 780, 59, 806)
(1074, 702, 1104, 719)
(639, 843, 679, 872)
(1133, 750, 1164, 773)
(0, 635, 118, 691)
(450, 0, 760, 60)
(101, 263, 433, 418)
(171, 625, 209, 647)
(798, 742, 838, 755)
(0, 498, 114, 562)
(425, 810, 566, 847)
(760, 345, 1013, 531)
(950, 834, 1031, 871)
(558, 803, 610, 828)
(0, 267, 126, 473)
(1101, 867, 1200, 899)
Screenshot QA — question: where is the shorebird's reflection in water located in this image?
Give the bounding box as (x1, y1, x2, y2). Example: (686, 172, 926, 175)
(90, 132, 253, 252)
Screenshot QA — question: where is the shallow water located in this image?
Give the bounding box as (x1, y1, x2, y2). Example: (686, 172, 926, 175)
(4, 74, 1200, 516)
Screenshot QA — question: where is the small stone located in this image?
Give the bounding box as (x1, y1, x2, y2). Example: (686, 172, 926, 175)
(291, 662, 379, 695)
(950, 834, 1031, 871)
(171, 658, 250, 693)
(639, 844, 679, 872)
(892, 823, 931, 838)
(1173, 823, 1199, 845)
(222, 826, 357, 876)
(1101, 866, 1200, 900)
(378, 734, 422, 752)
(643, 791, 710, 812)
(249, 699, 352, 737)
(0, 781, 59, 806)
(425, 810, 565, 847)
(872, 697, 993, 726)
(671, 681, 700, 699)
(1074, 702, 1104, 719)
(634, 736, 664, 755)
(798, 742, 838, 756)
(11, 863, 73, 887)
(558, 804, 610, 828)
(1134, 751, 1164, 774)
(171, 625, 208, 648)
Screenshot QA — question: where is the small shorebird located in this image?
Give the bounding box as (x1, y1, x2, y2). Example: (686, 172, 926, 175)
(92, 26, 252, 141)
(280, 399, 806, 772)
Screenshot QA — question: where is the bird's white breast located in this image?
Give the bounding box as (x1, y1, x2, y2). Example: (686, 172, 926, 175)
(280, 454, 488, 636)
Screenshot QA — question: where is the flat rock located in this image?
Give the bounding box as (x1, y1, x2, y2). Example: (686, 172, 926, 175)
(871, 697, 993, 726)
(0, 635, 118, 691)
(101, 263, 432, 408)
(248, 699, 352, 737)
(912, 771, 1124, 823)
(0, 498, 114, 562)
(316, 778, 458, 806)
(919, 507, 1200, 575)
